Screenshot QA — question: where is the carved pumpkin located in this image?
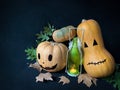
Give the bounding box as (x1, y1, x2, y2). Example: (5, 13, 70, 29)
(36, 41, 68, 72)
(77, 19, 115, 78)
(52, 25, 76, 42)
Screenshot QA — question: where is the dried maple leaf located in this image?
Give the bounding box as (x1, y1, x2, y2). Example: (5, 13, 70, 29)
(36, 72, 53, 82)
(29, 62, 42, 72)
(78, 73, 97, 87)
(59, 76, 70, 85)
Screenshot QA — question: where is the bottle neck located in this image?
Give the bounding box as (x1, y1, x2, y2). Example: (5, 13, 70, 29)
(72, 38, 78, 47)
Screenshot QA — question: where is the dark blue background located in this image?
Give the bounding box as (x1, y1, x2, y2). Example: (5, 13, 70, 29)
(0, 0, 120, 90)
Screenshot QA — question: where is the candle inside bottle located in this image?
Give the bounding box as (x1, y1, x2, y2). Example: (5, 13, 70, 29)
(69, 65, 79, 75)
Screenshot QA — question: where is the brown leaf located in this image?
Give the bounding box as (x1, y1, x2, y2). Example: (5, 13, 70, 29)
(36, 72, 53, 82)
(59, 76, 70, 85)
(92, 78, 97, 86)
(78, 73, 97, 87)
(29, 62, 42, 72)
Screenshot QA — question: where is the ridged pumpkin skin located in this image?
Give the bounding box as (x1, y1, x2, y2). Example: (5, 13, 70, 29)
(77, 19, 115, 78)
(52, 25, 76, 42)
(36, 41, 68, 72)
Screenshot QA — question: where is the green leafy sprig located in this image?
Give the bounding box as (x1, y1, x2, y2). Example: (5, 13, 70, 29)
(36, 23, 55, 44)
(104, 64, 120, 90)
(25, 47, 36, 61)
(25, 23, 55, 61)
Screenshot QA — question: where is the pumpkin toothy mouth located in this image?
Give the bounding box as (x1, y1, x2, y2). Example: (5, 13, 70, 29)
(87, 59, 106, 65)
(40, 64, 57, 70)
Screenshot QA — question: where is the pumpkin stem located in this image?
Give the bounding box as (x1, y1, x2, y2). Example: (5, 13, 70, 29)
(81, 19, 86, 22)
(50, 42, 56, 46)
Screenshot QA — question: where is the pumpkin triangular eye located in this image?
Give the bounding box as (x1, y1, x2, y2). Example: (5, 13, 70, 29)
(84, 42, 88, 48)
(93, 39, 98, 46)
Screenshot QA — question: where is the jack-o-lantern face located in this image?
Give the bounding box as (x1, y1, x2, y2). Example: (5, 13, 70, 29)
(83, 38, 115, 78)
(77, 19, 115, 78)
(84, 39, 107, 66)
(36, 41, 68, 72)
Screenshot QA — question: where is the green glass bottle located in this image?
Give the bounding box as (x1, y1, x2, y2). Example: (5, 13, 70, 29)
(66, 37, 82, 77)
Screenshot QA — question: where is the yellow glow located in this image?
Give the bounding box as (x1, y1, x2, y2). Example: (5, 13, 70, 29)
(70, 68, 77, 74)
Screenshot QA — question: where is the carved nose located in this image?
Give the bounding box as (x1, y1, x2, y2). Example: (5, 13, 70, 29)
(42, 62, 44, 64)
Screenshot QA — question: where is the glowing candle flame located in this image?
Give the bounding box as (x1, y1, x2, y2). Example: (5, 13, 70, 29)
(70, 68, 77, 74)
